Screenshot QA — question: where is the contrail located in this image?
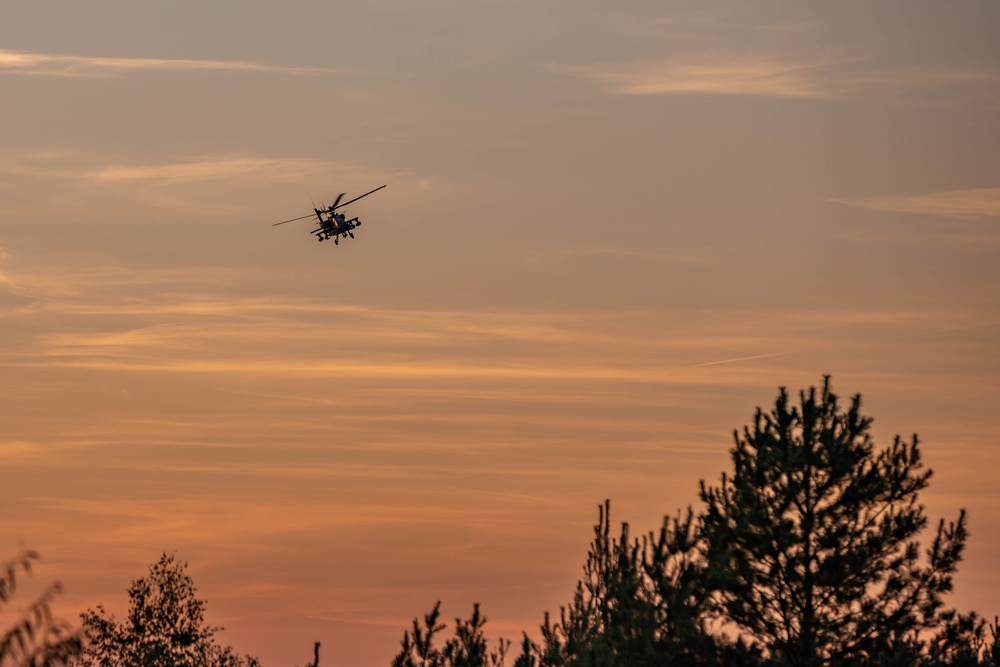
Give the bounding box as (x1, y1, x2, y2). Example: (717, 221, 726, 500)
(695, 350, 799, 367)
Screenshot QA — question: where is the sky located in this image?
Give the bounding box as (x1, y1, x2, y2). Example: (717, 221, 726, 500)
(1, 1, 999, 665)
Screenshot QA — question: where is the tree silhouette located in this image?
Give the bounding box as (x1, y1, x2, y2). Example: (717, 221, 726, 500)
(392, 602, 513, 667)
(699, 377, 970, 666)
(524, 501, 757, 667)
(80, 553, 258, 667)
(394, 377, 998, 666)
(0, 550, 82, 667)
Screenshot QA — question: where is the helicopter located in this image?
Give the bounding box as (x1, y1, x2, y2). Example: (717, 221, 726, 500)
(272, 184, 386, 244)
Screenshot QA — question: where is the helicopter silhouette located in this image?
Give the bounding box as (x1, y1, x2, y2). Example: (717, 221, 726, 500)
(272, 185, 386, 244)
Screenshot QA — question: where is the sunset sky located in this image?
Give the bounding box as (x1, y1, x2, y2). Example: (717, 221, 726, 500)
(2, 2, 999, 665)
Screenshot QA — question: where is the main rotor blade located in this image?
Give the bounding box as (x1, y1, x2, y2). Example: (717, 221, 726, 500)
(272, 213, 317, 226)
(274, 184, 384, 225)
(330, 193, 345, 210)
(331, 184, 386, 211)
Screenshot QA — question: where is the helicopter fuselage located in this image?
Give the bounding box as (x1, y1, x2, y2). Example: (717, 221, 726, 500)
(313, 211, 359, 242)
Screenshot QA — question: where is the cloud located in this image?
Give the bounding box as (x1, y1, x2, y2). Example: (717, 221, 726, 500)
(569, 56, 999, 101)
(83, 157, 335, 184)
(0, 49, 340, 78)
(13, 356, 767, 385)
(831, 188, 1000, 221)
(0, 153, 354, 184)
(0, 440, 41, 458)
(576, 57, 829, 98)
(0, 262, 810, 399)
(0, 257, 39, 311)
(0, 151, 402, 217)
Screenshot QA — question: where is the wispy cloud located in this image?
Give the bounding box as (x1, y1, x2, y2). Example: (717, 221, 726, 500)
(0, 262, 814, 400)
(0, 440, 41, 458)
(0, 49, 339, 78)
(0, 264, 38, 310)
(83, 156, 336, 184)
(0, 151, 400, 217)
(0, 153, 355, 184)
(832, 187, 1000, 221)
(568, 55, 999, 101)
(11, 356, 766, 386)
(574, 57, 830, 98)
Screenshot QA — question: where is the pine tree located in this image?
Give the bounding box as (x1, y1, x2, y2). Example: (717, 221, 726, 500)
(531, 501, 659, 666)
(699, 377, 969, 667)
(524, 501, 742, 667)
(393, 602, 513, 667)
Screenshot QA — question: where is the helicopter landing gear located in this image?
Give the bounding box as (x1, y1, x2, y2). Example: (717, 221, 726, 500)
(334, 236, 339, 245)
(348, 232, 354, 238)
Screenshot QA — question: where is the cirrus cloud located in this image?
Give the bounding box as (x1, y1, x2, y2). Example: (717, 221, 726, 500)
(566, 55, 999, 101)
(0, 48, 344, 78)
(573, 57, 830, 98)
(832, 188, 1000, 221)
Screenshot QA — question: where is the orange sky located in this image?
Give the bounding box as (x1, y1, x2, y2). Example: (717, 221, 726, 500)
(1, 2, 999, 665)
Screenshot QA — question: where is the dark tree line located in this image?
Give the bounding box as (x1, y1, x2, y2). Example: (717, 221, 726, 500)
(398, 378, 999, 667)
